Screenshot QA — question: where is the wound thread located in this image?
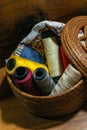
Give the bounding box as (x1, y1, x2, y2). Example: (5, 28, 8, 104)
(6, 55, 48, 75)
(78, 30, 86, 48)
(78, 30, 84, 38)
(14, 66, 27, 80)
(13, 67, 40, 95)
(13, 67, 32, 92)
(50, 64, 82, 96)
(33, 68, 55, 95)
(42, 36, 63, 78)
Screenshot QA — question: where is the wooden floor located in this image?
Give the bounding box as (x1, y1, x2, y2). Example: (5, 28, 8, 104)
(0, 62, 87, 130)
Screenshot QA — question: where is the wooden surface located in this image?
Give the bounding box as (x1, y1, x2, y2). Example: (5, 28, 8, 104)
(1, 93, 87, 130)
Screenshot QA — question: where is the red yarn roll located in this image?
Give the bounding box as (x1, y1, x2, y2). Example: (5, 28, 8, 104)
(59, 46, 70, 70)
(13, 67, 40, 95)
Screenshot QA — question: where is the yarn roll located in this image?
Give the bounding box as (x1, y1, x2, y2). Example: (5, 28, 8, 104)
(13, 67, 39, 95)
(6, 55, 48, 75)
(50, 64, 82, 96)
(13, 67, 32, 89)
(78, 30, 84, 38)
(42, 37, 63, 78)
(78, 30, 85, 46)
(33, 68, 55, 95)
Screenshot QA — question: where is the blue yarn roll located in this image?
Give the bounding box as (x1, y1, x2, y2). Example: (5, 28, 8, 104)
(33, 68, 55, 95)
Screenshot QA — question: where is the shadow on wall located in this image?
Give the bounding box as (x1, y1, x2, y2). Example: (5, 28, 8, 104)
(0, 75, 13, 100)
(0, 8, 47, 68)
(14, 7, 48, 42)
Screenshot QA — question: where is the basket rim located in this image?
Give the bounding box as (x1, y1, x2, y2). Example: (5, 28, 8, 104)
(61, 16, 87, 78)
(7, 76, 84, 100)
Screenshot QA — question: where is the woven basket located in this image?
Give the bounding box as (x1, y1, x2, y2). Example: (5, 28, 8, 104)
(7, 16, 87, 117)
(61, 16, 87, 77)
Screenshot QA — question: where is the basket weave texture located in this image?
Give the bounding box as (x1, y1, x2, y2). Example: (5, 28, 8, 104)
(7, 77, 87, 117)
(61, 16, 87, 77)
(7, 16, 87, 117)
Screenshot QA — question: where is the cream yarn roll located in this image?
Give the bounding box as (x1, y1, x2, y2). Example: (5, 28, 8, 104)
(42, 37, 63, 78)
(50, 64, 82, 96)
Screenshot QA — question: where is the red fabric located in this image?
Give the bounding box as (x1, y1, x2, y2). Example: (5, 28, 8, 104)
(59, 46, 70, 70)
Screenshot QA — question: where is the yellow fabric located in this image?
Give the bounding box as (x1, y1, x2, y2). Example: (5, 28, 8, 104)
(6, 55, 48, 75)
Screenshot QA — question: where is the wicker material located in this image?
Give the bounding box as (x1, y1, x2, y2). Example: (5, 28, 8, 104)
(7, 16, 87, 117)
(7, 77, 87, 117)
(61, 16, 87, 77)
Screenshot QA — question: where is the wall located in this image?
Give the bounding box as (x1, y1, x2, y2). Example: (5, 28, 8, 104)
(0, 0, 87, 59)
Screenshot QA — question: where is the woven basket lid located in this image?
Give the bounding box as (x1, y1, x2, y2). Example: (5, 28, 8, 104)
(61, 16, 87, 78)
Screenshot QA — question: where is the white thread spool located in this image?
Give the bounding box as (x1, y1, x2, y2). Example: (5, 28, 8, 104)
(42, 36, 63, 78)
(50, 64, 82, 96)
(80, 41, 86, 48)
(78, 30, 84, 38)
(78, 30, 86, 48)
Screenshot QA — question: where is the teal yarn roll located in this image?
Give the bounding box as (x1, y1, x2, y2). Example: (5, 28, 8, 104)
(33, 68, 55, 95)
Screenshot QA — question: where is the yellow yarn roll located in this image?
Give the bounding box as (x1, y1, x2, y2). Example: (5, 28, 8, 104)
(6, 55, 48, 75)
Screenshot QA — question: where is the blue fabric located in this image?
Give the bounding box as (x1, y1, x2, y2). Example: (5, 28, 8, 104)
(14, 43, 45, 64)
